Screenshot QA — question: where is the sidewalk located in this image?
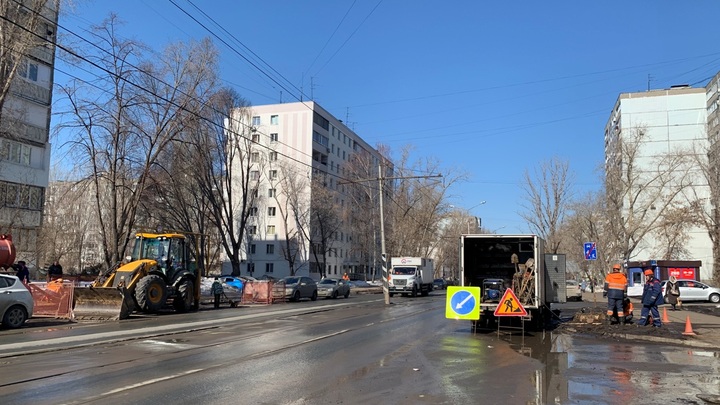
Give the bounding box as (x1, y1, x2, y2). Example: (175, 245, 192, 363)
(579, 291, 720, 348)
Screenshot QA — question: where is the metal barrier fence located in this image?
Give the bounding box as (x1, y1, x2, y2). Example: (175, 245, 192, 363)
(27, 280, 75, 320)
(241, 281, 286, 304)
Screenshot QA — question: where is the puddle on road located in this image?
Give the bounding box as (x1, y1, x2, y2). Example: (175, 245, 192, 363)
(497, 331, 720, 404)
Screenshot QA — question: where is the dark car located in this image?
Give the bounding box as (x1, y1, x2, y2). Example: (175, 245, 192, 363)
(433, 278, 447, 290)
(281, 276, 318, 302)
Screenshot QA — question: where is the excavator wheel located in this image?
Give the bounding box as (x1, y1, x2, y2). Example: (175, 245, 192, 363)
(173, 279, 195, 312)
(136, 274, 167, 313)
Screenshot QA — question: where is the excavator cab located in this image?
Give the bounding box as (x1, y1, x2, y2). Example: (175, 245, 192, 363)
(73, 232, 200, 321)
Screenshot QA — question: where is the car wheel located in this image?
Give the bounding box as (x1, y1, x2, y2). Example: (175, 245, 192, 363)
(389, 293, 394, 297)
(332, 290, 338, 299)
(2, 305, 28, 329)
(292, 291, 301, 302)
(311, 290, 318, 301)
(344, 290, 350, 299)
(710, 293, 720, 304)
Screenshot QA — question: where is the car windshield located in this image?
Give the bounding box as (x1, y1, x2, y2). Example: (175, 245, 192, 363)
(393, 267, 415, 275)
(319, 279, 337, 285)
(284, 277, 299, 284)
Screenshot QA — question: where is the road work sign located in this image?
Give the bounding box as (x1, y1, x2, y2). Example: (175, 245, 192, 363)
(445, 286, 480, 320)
(494, 288, 527, 317)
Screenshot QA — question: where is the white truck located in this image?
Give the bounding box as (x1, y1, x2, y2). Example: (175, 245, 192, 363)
(460, 234, 564, 329)
(389, 257, 434, 297)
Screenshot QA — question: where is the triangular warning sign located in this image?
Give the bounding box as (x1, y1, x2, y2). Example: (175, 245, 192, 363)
(494, 288, 527, 317)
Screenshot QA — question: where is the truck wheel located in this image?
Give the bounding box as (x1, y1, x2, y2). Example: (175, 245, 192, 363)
(2, 305, 28, 329)
(389, 293, 394, 297)
(173, 279, 194, 312)
(136, 274, 167, 312)
(411, 286, 417, 297)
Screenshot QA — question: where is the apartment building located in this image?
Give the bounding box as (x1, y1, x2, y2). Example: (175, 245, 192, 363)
(0, 0, 58, 270)
(604, 85, 712, 280)
(225, 101, 385, 280)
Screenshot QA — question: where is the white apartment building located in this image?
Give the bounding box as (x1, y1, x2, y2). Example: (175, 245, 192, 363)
(226, 101, 385, 280)
(0, 1, 58, 270)
(604, 85, 712, 280)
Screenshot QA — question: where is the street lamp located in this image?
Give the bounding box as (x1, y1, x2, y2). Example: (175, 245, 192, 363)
(450, 201, 486, 233)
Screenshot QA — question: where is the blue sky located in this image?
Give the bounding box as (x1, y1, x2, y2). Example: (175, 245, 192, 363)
(53, 1, 720, 234)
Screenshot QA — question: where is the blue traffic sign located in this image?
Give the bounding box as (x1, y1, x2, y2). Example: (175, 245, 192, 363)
(584, 242, 597, 260)
(445, 286, 480, 320)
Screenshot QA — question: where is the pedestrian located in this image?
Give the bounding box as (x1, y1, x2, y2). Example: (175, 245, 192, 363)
(342, 273, 350, 281)
(603, 263, 628, 325)
(664, 275, 681, 310)
(211, 277, 224, 309)
(637, 267, 664, 327)
(581, 280, 587, 293)
(15, 260, 30, 284)
(47, 260, 63, 282)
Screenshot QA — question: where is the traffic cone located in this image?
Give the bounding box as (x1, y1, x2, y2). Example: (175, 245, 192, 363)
(682, 315, 696, 336)
(662, 307, 670, 323)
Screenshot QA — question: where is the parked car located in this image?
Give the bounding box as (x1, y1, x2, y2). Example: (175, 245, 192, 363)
(660, 279, 720, 303)
(0, 274, 33, 329)
(433, 278, 447, 290)
(282, 276, 318, 302)
(565, 280, 583, 302)
(317, 278, 351, 299)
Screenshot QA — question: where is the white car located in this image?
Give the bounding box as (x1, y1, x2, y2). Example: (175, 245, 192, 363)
(317, 278, 351, 299)
(0, 274, 33, 328)
(565, 280, 583, 302)
(661, 279, 720, 303)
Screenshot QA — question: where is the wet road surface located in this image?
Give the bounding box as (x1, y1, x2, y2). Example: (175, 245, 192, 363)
(0, 292, 718, 404)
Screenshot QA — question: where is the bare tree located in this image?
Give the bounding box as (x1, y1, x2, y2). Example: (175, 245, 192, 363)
(58, 16, 217, 269)
(605, 126, 695, 262)
(273, 160, 309, 276)
(519, 157, 574, 254)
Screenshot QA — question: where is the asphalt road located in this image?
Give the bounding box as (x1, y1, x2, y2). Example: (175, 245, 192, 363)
(1, 290, 719, 404)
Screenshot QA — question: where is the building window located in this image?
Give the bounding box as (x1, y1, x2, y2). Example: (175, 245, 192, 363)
(248, 225, 257, 235)
(266, 263, 274, 273)
(0, 141, 31, 166)
(269, 170, 277, 180)
(250, 244, 256, 254)
(251, 152, 260, 163)
(247, 262, 255, 274)
(251, 189, 258, 198)
(270, 133, 278, 142)
(252, 133, 260, 143)
(18, 60, 38, 82)
(270, 115, 279, 125)
(267, 225, 275, 234)
(268, 188, 276, 197)
(269, 152, 278, 162)
(268, 207, 276, 216)
(250, 170, 259, 180)
(266, 243, 274, 254)
(252, 116, 261, 125)
(249, 207, 257, 216)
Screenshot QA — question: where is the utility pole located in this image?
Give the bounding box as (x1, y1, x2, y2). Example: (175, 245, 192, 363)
(341, 165, 442, 305)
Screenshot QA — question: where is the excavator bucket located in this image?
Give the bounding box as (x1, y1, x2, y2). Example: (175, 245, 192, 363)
(73, 287, 134, 321)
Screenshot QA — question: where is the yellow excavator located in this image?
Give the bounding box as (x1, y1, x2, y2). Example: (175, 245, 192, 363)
(73, 232, 201, 320)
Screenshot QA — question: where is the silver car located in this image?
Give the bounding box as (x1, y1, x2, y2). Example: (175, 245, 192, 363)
(0, 274, 33, 329)
(317, 278, 351, 299)
(661, 279, 720, 303)
(282, 276, 318, 302)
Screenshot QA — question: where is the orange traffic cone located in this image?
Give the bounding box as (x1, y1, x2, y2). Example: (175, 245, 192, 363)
(662, 307, 670, 323)
(682, 315, 696, 336)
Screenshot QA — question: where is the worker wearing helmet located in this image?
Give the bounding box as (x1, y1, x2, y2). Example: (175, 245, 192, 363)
(603, 263, 628, 325)
(637, 266, 663, 327)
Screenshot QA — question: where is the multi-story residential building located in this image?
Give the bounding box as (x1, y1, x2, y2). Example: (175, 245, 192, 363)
(225, 101, 386, 280)
(0, 1, 58, 271)
(604, 85, 712, 280)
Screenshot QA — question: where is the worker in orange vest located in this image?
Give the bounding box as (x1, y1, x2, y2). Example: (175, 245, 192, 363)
(603, 263, 628, 325)
(342, 273, 350, 281)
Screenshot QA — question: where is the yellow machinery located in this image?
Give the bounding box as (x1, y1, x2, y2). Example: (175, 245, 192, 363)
(73, 232, 201, 320)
